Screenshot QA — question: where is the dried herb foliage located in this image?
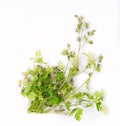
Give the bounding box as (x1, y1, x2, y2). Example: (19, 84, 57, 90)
(18, 15, 107, 121)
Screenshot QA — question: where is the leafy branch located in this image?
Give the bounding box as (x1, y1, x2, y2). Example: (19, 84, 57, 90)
(18, 15, 107, 121)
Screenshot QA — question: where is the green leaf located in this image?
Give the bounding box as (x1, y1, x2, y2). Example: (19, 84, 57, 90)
(75, 108, 83, 121)
(58, 61, 65, 70)
(33, 74, 39, 82)
(85, 103, 93, 108)
(96, 64, 101, 72)
(65, 102, 70, 110)
(78, 16, 84, 22)
(21, 84, 32, 96)
(71, 108, 83, 120)
(74, 15, 78, 18)
(87, 40, 93, 44)
(35, 57, 43, 63)
(87, 30, 96, 36)
(27, 92, 36, 101)
(61, 49, 68, 55)
(67, 43, 71, 48)
(76, 37, 81, 42)
(36, 50, 41, 57)
(98, 54, 103, 62)
(96, 102, 102, 111)
(71, 108, 77, 114)
(94, 89, 104, 99)
(84, 22, 89, 29)
(56, 71, 64, 81)
(75, 24, 80, 33)
(74, 92, 82, 99)
(38, 95, 43, 100)
(53, 97, 61, 105)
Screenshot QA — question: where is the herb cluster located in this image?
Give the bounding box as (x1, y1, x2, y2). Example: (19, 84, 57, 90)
(18, 15, 107, 121)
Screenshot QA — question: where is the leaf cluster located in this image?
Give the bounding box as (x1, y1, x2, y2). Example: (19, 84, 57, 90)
(18, 15, 107, 121)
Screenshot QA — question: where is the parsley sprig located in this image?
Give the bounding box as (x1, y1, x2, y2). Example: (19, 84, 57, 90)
(18, 15, 107, 121)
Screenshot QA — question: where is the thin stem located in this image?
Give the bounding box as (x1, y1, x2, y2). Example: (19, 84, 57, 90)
(77, 42, 81, 57)
(57, 61, 70, 90)
(78, 68, 87, 74)
(70, 99, 91, 107)
(80, 41, 86, 49)
(57, 78, 67, 90)
(79, 78, 90, 89)
(64, 61, 69, 75)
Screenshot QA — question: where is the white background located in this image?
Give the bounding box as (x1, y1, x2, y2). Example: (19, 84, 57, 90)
(0, 0, 119, 126)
